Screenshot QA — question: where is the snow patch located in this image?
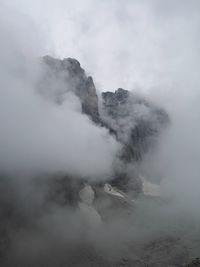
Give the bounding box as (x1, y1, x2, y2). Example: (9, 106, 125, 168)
(104, 183, 125, 198)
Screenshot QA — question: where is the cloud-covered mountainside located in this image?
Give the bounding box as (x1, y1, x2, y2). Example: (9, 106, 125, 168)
(0, 56, 199, 267)
(39, 56, 169, 192)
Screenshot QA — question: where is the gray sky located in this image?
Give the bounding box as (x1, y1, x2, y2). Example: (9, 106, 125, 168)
(3, 0, 200, 92)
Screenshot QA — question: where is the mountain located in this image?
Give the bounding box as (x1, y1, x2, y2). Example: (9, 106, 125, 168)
(101, 88, 169, 161)
(41, 56, 168, 160)
(41, 55, 100, 123)
(1, 56, 199, 267)
(40, 56, 169, 194)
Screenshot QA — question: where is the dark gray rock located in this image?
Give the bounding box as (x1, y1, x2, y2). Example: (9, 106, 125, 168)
(39, 56, 169, 194)
(101, 88, 169, 162)
(100, 88, 168, 193)
(40, 56, 168, 164)
(186, 258, 200, 267)
(40, 56, 100, 123)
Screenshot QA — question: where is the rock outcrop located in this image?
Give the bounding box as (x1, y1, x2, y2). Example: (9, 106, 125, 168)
(40, 56, 169, 194)
(40, 56, 100, 123)
(41, 56, 168, 162)
(101, 88, 169, 161)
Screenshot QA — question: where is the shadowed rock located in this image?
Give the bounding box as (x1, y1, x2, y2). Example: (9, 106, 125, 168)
(41, 56, 100, 123)
(101, 88, 169, 162)
(39, 56, 169, 194)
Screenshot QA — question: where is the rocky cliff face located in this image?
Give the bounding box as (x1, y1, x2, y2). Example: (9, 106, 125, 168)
(1, 56, 197, 267)
(39, 56, 168, 194)
(40, 56, 100, 123)
(41, 56, 168, 162)
(101, 88, 169, 161)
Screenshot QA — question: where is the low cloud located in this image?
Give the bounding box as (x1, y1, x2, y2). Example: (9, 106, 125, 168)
(0, 5, 120, 179)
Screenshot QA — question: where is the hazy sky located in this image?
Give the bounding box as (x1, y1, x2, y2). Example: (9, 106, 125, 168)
(3, 0, 200, 92)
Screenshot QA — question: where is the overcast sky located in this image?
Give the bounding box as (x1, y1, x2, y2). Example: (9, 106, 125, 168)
(2, 0, 200, 92)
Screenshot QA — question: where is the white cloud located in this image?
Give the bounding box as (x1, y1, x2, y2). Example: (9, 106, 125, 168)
(0, 6, 120, 179)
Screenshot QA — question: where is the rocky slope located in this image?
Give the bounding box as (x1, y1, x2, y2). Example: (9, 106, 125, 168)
(101, 88, 169, 161)
(41, 57, 168, 155)
(1, 56, 200, 267)
(40, 56, 169, 194)
(40, 56, 100, 123)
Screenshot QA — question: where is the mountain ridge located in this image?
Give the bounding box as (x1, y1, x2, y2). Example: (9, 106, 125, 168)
(40, 55, 169, 193)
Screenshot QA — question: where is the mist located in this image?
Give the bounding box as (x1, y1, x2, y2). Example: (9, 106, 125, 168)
(0, 4, 120, 179)
(1, 0, 200, 266)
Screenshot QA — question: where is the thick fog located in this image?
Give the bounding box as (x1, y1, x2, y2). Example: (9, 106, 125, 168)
(1, 0, 200, 266)
(10, 0, 199, 217)
(0, 4, 120, 179)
